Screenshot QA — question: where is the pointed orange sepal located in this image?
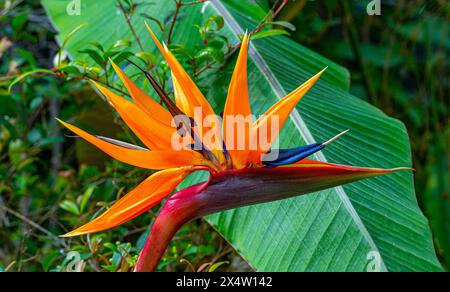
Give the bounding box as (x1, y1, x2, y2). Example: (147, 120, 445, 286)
(109, 59, 174, 125)
(223, 33, 252, 169)
(249, 68, 326, 164)
(145, 23, 224, 164)
(62, 168, 193, 237)
(92, 81, 176, 150)
(57, 119, 210, 170)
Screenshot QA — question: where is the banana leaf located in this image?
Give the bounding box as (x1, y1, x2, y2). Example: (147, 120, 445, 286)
(42, 0, 441, 271)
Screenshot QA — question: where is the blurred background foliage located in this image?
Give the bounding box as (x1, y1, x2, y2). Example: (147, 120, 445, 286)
(0, 0, 448, 271)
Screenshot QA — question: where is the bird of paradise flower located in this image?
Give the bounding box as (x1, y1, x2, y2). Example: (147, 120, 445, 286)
(57, 24, 411, 272)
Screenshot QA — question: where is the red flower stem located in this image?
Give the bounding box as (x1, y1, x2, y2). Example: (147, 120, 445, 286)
(135, 182, 207, 272)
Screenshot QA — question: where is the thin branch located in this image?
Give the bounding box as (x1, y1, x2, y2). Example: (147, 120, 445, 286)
(64, 73, 131, 97)
(194, 43, 241, 77)
(0, 204, 68, 248)
(180, 0, 208, 5)
(194, 61, 212, 77)
(273, 0, 288, 19)
(254, 0, 287, 34)
(194, 0, 288, 77)
(117, 0, 145, 51)
(167, 0, 182, 44)
(0, 0, 24, 17)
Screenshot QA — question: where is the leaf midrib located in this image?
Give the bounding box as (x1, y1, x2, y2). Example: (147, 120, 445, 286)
(209, 0, 387, 271)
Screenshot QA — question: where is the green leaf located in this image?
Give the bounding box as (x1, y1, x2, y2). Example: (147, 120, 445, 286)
(140, 13, 165, 33)
(60, 200, 80, 215)
(89, 41, 105, 52)
(208, 261, 229, 272)
(56, 22, 88, 66)
(196, 46, 225, 63)
(7, 69, 55, 93)
(169, 44, 194, 59)
(135, 52, 156, 65)
(112, 39, 132, 49)
(220, 0, 268, 21)
(42, 251, 60, 272)
(204, 15, 225, 31)
(11, 12, 27, 31)
(250, 29, 290, 40)
(42, 0, 441, 271)
(111, 51, 135, 65)
(203, 0, 442, 272)
(80, 186, 95, 213)
(79, 48, 105, 66)
(16, 48, 38, 68)
(60, 65, 82, 75)
(269, 20, 296, 31)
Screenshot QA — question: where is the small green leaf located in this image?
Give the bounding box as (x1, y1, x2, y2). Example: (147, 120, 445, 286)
(123, 0, 133, 8)
(85, 66, 102, 77)
(103, 242, 117, 251)
(16, 48, 38, 68)
(269, 21, 296, 31)
(11, 12, 27, 31)
(80, 185, 95, 212)
(135, 51, 157, 66)
(208, 39, 226, 49)
(111, 51, 134, 64)
(164, 11, 186, 26)
(79, 48, 105, 66)
(141, 14, 164, 33)
(60, 200, 80, 215)
(57, 22, 88, 66)
(60, 65, 82, 75)
(196, 47, 225, 63)
(29, 97, 43, 110)
(208, 261, 229, 272)
(89, 41, 105, 52)
(250, 29, 290, 41)
(42, 251, 59, 272)
(205, 15, 224, 31)
(182, 245, 198, 257)
(170, 44, 194, 58)
(8, 69, 55, 93)
(112, 39, 132, 49)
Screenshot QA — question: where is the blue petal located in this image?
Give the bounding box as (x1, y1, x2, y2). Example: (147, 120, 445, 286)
(263, 143, 325, 167)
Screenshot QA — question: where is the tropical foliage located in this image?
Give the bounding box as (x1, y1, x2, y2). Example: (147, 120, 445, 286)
(0, 0, 447, 272)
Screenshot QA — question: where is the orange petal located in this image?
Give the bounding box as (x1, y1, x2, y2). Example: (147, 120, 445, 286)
(62, 168, 193, 237)
(145, 23, 214, 118)
(171, 72, 191, 116)
(222, 33, 252, 169)
(109, 59, 173, 125)
(250, 69, 326, 163)
(146, 23, 224, 163)
(93, 81, 175, 150)
(57, 119, 210, 169)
